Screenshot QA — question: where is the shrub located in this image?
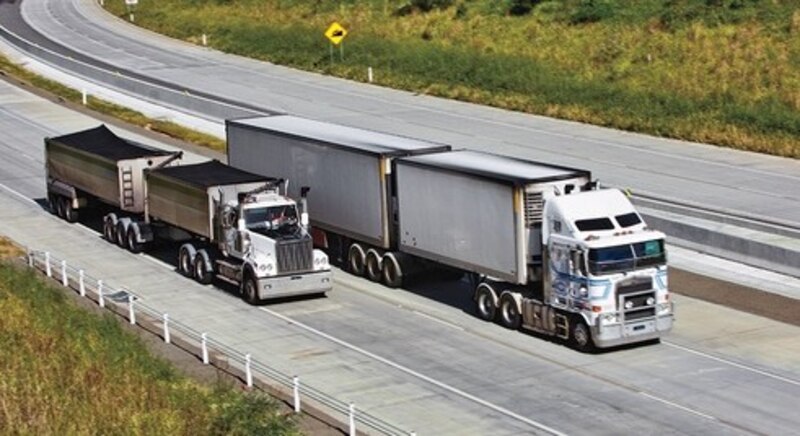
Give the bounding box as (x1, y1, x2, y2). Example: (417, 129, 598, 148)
(507, 0, 542, 16)
(570, 0, 617, 24)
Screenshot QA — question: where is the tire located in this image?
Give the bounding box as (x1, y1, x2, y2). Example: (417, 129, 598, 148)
(570, 316, 595, 352)
(178, 245, 195, 278)
(55, 196, 67, 219)
(115, 222, 128, 248)
(103, 217, 117, 243)
(365, 249, 382, 282)
(498, 294, 522, 330)
(194, 250, 213, 285)
(348, 243, 365, 277)
(126, 227, 143, 254)
(241, 272, 259, 305)
(475, 283, 497, 322)
(63, 198, 78, 223)
(381, 252, 403, 288)
(48, 193, 58, 215)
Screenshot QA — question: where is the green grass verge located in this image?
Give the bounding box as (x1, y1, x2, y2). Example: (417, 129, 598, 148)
(0, 55, 225, 152)
(104, 0, 800, 158)
(0, 243, 297, 434)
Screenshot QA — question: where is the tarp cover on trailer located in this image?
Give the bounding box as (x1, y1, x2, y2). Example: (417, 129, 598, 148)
(48, 125, 169, 161)
(150, 160, 273, 188)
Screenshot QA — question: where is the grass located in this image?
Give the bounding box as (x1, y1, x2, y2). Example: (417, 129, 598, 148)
(103, 0, 800, 158)
(0, 55, 225, 152)
(0, 238, 298, 434)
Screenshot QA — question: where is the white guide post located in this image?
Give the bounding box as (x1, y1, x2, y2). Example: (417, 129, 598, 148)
(163, 313, 170, 344)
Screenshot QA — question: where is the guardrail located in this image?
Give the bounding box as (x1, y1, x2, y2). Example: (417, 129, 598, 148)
(26, 248, 414, 436)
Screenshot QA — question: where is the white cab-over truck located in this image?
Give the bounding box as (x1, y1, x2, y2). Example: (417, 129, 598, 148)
(227, 116, 673, 350)
(45, 125, 331, 303)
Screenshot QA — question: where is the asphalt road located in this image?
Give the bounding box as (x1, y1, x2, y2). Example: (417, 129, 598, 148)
(4, 0, 800, 229)
(2, 75, 800, 435)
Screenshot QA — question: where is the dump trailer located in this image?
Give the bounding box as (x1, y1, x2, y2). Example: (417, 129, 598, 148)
(226, 115, 449, 277)
(45, 125, 177, 222)
(395, 150, 673, 349)
(45, 126, 332, 303)
(226, 116, 672, 349)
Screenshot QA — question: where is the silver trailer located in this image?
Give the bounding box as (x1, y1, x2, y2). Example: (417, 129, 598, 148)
(146, 160, 270, 240)
(226, 115, 450, 249)
(395, 150, 590, 285)
(45, 125, 177, 221)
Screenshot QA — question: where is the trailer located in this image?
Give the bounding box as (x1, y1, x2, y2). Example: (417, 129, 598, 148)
(226, 115, 449, 276)
(226, 115, 673, 350)
(45, 125, 177, 222)
(45, 125, 332, 303)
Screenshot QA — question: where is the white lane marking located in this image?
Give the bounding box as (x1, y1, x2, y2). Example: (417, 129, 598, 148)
(259, 306, 566, 436)
(138, 252, 177, 270)
(411, 309, 465, 331)
(664, 341, 800, 387)
(639, 392, 717, 421)
(0, 181, 39, 205)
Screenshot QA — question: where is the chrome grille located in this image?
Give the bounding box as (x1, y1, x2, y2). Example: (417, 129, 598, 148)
(617, 278, 652, 295)
(524, 191, 543, 227)
(618, 278, 655, 321)
(277, 237, 313, 274)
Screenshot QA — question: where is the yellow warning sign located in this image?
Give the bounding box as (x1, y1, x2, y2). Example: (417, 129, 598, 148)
(325, 22, 348, 46)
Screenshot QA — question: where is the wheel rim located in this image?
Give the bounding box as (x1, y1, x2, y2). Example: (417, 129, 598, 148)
(195, 259, 204, 281)
(128, 231, 136, 250)
(349, 247, 364, 275)
(478, 292, 493, 318)
(574, 322, 589, 347)
(246, 279, 257, 301)
(382, 258, 399, 286)
(366, 253, 381, 281)
(180, 250, 191, 275)
(502, 300, 517, 326)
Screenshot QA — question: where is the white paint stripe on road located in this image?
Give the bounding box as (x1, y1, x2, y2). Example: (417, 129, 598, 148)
(411, 309, 465, 331)
(639, 392, 717, 421)
(259, 306, 566, 436)
(0, 181, 39, 206)
(664, 341, 800, 387)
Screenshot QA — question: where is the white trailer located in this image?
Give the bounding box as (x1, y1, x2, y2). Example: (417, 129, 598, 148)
(226, 116, 673, 349)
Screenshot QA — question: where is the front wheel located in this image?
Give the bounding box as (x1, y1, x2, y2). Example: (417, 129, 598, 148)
(241, 273, 259, 305)
(570, 316, 595, 352)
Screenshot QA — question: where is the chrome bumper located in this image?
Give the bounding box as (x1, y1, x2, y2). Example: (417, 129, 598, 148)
(592, 313, 673, 348)
(257, 270, 332, 300)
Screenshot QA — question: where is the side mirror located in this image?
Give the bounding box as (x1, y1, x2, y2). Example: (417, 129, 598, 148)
(237, 218, 246, 231)
(301, 212, 309, 227)
(300, 186, 311, 198)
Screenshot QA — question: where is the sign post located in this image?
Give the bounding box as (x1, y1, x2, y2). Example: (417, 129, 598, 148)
(324, 22, 348, 63)
(125, 0, 138, 22)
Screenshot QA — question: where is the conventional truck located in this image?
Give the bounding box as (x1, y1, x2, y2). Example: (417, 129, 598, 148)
(45, 125, 332, 303)
(226, 115, 673, 350)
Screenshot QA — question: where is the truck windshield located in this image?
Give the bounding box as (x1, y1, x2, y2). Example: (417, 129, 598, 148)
(588, 239, 665, 275)
(244, 205, 299, 234)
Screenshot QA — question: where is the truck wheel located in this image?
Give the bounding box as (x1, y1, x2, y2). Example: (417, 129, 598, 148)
(63, 198, 78, 223)
(55, 196, 67, 219)
(570, 316, 595, 352)
(194, 250, 213, 285)
(475, 283, 497, 322)
(126, 227, 143, 254)
(241, 273, 259, 305)
(178, 245, 195, 278)
(103, 217, 117, 243)
(115, 222, 129, 248)
(365, 249, 382, 282)
(348, 243, 365, 277)
(48, 193, 58, 215)
(499, 294, 522, 330)
(381, 252, 403, 288)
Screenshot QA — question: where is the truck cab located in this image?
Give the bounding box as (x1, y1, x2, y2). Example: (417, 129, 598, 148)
(543, 188, 673, 349)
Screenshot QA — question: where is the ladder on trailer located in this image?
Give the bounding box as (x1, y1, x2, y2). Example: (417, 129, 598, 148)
(121, 167, 134, 208)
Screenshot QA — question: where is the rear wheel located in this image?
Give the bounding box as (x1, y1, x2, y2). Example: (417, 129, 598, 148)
(126, 227, 143, 254)
(178, 245, 195, 278)
(475, 283, 497, 322)
(115, 222, 128, 248)
(365, 249, 382, 282)
(55, 196, 67, 219)
(499, 294, 522, 330)
(194, 250, 213, 285)
(381, 252, 403, 288)
(348, 243, 365, 276)
(570, 316, 595, 352)
(103, 217, 117, 243)
(63, 198, 78, 223)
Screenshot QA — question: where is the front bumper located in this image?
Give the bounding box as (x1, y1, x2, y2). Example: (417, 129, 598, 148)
(257, 269, 333, 300)
(591, 313, 673, 348)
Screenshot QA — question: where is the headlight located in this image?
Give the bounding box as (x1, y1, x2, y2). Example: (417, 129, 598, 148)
(624, 300, 634, 309)
(658, 302, 672, 314)
(646, 297, 655, 306)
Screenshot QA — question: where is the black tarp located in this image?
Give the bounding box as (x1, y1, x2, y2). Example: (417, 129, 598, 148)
(47, 125, 169, 161)
(151, 160, 274, 188)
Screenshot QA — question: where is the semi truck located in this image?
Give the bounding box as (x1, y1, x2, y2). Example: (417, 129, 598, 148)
(226, 116, 673, 350)
(45, 125, 332, 303)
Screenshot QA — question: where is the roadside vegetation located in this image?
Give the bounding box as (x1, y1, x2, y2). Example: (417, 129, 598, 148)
(105, 0, 800, 158)
(0, 55, 225, 151)
(0, 237, 297, 434)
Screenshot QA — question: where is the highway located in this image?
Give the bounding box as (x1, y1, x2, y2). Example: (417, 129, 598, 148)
(3, 0, 800, 229)
(2, 75, 800, 434)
